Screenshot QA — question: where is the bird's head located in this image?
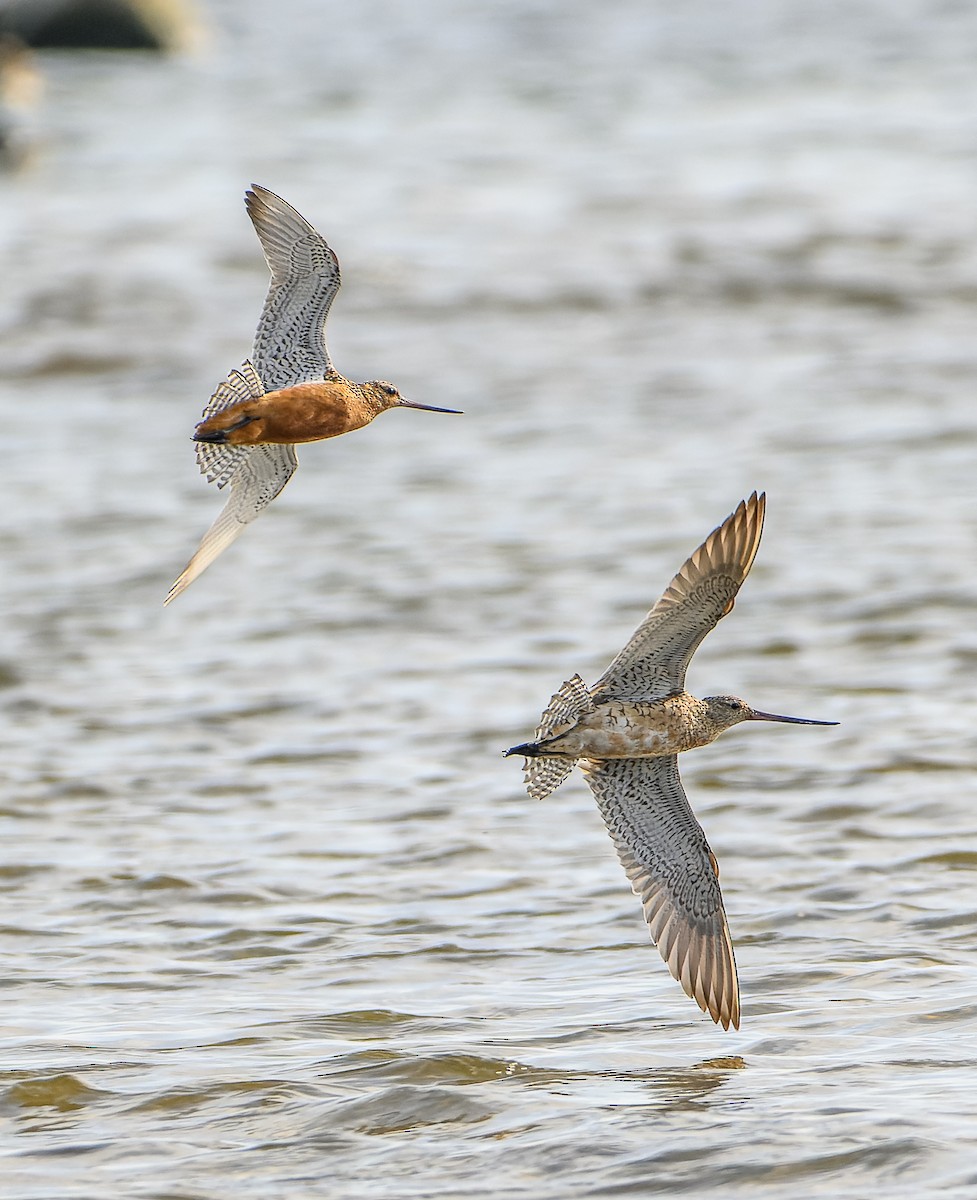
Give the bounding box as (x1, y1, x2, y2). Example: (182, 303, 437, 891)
(365, 380, 462, 415)
(703, 694, 839, 733)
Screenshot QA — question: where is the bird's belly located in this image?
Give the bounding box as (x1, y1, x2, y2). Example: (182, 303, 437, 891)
(547, 708, 675, 758)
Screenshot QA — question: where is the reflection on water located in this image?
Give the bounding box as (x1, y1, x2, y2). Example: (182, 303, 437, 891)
(3, 0, 977, 1196)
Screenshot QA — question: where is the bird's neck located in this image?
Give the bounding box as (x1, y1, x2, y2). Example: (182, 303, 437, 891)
(351, 381, 389, 417)
(666, 693, 722, 750)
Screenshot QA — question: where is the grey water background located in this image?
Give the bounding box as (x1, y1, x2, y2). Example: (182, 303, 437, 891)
(3, 0, 977, 1195)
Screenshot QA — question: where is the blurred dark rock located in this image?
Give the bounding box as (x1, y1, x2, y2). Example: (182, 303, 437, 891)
(0, 0, 200, 52)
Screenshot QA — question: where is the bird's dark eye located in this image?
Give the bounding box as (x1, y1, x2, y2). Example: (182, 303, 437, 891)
(381, 383, 397, 396)
(725, 699, 742, 710)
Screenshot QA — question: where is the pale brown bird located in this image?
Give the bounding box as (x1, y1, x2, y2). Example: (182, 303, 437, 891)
(165, 185, 459, 605)
(505, 493, 838, 1030)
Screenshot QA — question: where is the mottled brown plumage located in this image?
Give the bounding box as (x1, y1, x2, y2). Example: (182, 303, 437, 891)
(505, 493, 838, 1031)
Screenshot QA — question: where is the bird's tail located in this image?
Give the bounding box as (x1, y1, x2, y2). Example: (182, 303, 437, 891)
(194, 362, 266, 485)
(512, 674, 594, 800)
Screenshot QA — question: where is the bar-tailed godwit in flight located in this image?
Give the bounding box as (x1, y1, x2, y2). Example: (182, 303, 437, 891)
(504, 493, 838, 1030)
(165, 185, 459, 604)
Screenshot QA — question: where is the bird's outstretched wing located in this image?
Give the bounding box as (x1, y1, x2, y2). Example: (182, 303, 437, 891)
(592, 492, 765, 703)
(245, 184, 342, 390)
(165, 442, 297, 605)
(582, 755, 740, 1030)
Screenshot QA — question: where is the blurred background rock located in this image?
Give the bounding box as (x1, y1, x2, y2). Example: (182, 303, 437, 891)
(0, 0, 202, 51)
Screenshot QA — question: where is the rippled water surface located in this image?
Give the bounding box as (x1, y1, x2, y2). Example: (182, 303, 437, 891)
(4, 1, 977, 1195)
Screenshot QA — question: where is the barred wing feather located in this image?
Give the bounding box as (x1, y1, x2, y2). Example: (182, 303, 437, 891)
(245, 184, 342, 390)
(583, 755, 740, 1030)
(592, 493, 765, 703)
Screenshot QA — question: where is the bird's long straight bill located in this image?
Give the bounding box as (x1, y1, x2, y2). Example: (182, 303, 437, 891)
(396, 399, 463, 413)
(749, 710, 839, 726)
